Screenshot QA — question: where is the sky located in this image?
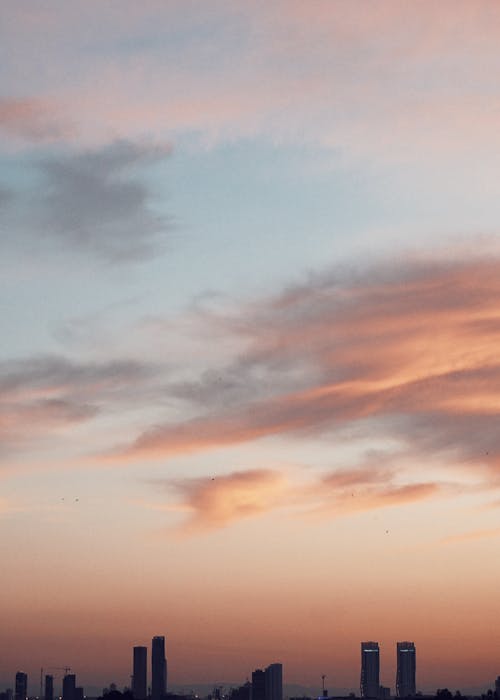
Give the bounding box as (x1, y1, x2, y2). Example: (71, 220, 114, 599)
(2, 1, 500, 696)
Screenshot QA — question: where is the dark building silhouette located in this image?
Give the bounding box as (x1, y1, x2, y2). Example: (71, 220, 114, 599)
(44, 675, 54, 700)
(133, 646, 147, 700)
(151, 636, 167, 700)
(63, 674, 76, 700)
(230, 683, 251, 700)
(100, 690, 133, 700)
(360, 642, 380, 698)
(265, 664, 283, 700)
(251, 670, 266, 700)
(15, 673, 27, 700)
(396, 642, 416, 697)
(251, 664, 283, 700)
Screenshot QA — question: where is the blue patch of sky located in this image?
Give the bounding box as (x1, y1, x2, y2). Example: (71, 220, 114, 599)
(143, 139, 386, 300)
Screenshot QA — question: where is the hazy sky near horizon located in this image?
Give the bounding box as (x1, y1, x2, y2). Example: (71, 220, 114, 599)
(3, 1, 500, 695)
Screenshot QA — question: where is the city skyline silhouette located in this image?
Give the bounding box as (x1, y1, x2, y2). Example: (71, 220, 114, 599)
(2, 636, 499, 700)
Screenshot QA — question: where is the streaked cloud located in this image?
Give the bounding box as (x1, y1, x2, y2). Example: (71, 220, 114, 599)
(4, 1, 500, 173)
(314, 468, 440, 518)
(0, 97, 72, 143)
(441, 527, 500, 544)
(160, 464, 441, 534)
(0, 355, 155, 452)
(120, 255, 500, 488)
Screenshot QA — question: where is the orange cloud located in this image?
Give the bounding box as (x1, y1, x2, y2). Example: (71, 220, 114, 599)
(118, 256, 500, 485)
(320, 481, 439, 517)
(441, 527, 500, 544)
(306, 465, 440, 518)
(167, 469, 287, 533)
(161, 464, 441, 534)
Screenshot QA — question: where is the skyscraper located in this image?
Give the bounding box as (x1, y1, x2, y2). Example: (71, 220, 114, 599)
(44, 675, 54, 700)
(396, 642, 416, 697)
(15, 673, 27, 700)
(265, 664, 283, 700)
(251, 670, 266, 700)
(133, 646, 148, 700)
(62, 674, 76, 700)
(151, 636, 167, 700)
(360, 642, 380, 698)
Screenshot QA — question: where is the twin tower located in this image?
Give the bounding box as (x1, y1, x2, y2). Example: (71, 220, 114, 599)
(132, 636, 167, 700)
(360, 642, 416, 698)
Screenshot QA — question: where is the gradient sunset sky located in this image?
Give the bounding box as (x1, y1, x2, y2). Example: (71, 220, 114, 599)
(3, 1, 500, 695)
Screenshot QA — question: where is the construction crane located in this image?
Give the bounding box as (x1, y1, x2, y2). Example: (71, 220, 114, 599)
(39, 667, 72, 698)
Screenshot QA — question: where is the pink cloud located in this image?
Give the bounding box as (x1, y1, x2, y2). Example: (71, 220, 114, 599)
(314, 479, 440, 518)
(167, 469, 286, 533)
(117, 255, 500, 484)
(0, 97, 72, 142)
(5, 1, 500, 166)
(0, 355, 154, 453)
(159, 464, 440, 534)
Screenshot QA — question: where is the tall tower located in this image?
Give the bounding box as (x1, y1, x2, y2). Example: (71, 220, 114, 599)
(265, 664, 283, 700)
(62, 674, 76, 700)
(360, 642, 380, 698)
(251, 670, 266, 700)
(15, 673, 28, 700)
(44, 675, 54, 700)
(151, 636, 167, 700)
(133, 646, 148, 700)
(396, 642, 416, 697)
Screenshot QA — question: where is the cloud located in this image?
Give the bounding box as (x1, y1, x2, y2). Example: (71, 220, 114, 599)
(314, 468, 439, 517)
(0, 354, 151, 398)
(441, 527, 500, 544)
(159, 464, 440, 534)
(166, 469, 286, 533)
(4, 1, 500, 173)
(33, 140, 172, 262)
(2, 140, 173, 263)
(0, 355, 155, 452)
(118, 255, 500, 488)
(0, 97, 71, 142)
(0, 399, 97, 453)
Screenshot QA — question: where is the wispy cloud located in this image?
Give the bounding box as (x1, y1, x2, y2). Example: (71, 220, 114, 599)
(158, 464, 441, 534)
(313, 468, 440, 518)
(0, 355, 155, 453)
(118, 255, 500, 485)
(441, 527, 500, 544)
(4, 2, 500, 171)
(0, 97, 72, 143)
